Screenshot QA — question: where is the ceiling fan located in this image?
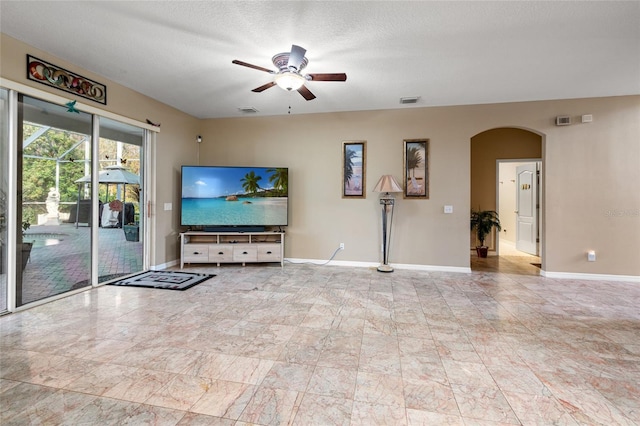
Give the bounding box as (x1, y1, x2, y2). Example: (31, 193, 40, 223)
(232, 45, 347, 101)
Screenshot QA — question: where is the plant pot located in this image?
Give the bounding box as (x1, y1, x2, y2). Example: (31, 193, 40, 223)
(123, 225, 139, 242)
(476, 246, 488, 258)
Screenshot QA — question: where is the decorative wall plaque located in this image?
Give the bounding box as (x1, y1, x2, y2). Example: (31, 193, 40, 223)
(27, 55, 107, 104)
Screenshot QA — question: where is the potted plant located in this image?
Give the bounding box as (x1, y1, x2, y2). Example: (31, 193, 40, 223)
(21, 220, 33, 271)
(470, 209, 501, 258)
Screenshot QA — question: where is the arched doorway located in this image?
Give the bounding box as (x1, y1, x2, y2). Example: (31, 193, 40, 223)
(470, 127, 543, 274)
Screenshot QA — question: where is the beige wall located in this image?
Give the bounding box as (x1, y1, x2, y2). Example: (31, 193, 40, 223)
(202, 98, 640, 276)
(540, 97, 640, 276)
(200, 110, 472, 268)
(1, 34, 200, 266)
(3, 33, 639, 277)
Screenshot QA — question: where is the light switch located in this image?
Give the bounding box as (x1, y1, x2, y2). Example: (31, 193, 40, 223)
(444, 205, 453, 214)
(164, 203, 172, 211)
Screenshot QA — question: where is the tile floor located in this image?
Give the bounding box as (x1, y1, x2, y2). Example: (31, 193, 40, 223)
(1, 263, 639, 425)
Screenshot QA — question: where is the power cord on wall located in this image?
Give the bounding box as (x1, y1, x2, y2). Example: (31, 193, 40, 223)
(285, 245, 343, 266)
(196, 135, 202, 165)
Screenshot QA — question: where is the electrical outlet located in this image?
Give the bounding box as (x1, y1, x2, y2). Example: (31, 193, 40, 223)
(340, 243, 345, 250)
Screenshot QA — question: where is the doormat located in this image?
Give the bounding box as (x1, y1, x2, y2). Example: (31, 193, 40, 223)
(108, 270, 215, 291)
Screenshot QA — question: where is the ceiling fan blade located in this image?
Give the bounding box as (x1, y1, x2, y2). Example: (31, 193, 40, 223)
(307, 73, 347, 82)
(297, 85, 316, 101)
(232, 60, 274, 74)
(287, 45, 307, 71)
(252, 82, 277, 93)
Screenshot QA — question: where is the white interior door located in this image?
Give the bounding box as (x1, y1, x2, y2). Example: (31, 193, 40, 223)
(516, 163, 538, 255)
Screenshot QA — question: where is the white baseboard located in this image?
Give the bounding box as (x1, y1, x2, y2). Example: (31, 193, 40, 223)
(541, 270, 640, 283)
(152, 259, 179, 270)
(393, 263, 472, 274)
(285, 258, 471, 274)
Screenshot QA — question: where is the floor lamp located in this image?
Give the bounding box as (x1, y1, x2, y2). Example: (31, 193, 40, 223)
(373, 175, 403, 272)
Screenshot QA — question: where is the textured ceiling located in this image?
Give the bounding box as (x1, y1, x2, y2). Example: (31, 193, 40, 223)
(1, 1, 639, 119)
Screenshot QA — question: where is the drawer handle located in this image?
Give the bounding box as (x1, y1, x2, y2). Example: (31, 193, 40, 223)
(266, 251, 272, 254)
(218, 252, 224, 255)
(242, 251, 248, 255)
(193, 251, 201, 255)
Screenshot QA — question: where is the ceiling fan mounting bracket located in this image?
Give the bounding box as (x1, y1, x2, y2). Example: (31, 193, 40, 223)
(272, 52, 308, 72)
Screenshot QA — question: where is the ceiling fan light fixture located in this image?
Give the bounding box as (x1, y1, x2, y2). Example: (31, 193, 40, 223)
(275, 72, 305, 91)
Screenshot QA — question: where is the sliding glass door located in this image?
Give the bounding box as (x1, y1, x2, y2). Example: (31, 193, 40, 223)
(18, 95, 93, 306)
(1, 88, 149, 310)
(0, 89, 8, 313)
(97, 117, 144, 282)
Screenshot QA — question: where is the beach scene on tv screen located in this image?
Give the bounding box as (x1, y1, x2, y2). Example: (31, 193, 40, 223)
(181, 166, 288, 226)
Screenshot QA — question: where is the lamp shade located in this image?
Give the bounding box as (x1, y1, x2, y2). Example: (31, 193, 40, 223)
(275, 72, 305, 91)
(373, 175, 403, 193)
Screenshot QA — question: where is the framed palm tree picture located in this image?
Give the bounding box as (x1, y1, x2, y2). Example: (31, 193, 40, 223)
(342, 141, 366, 198)
(403, 139, 429, 199)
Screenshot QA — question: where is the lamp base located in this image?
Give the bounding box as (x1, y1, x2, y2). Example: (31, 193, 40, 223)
(377, 264, 394, 273)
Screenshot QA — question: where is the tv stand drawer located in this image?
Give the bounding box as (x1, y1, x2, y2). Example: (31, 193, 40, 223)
(209, 244, 233, 263)
(257, 244, 282, 262)
(183, 244, 209, 262)
(233, 246, 258, 262)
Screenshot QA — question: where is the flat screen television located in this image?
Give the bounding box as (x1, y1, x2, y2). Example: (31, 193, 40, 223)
(181, 165, 288, 229)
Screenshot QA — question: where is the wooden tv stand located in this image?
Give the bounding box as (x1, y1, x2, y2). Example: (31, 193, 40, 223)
(180, 231, 284, 268)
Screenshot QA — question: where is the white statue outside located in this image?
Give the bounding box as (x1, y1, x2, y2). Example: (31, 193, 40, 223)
(46, 187, 60, 219)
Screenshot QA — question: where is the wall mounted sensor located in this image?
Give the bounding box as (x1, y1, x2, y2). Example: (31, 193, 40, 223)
(197, 135, 202, 143)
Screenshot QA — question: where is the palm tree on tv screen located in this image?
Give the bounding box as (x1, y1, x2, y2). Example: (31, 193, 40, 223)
(241, 171, 262, 195)
(267, 168, 288, 196)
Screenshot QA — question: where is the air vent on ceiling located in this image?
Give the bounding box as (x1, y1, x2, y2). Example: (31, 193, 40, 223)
(238, 107, 259, 114)
(555, 115, 571, 126)
(400, 96, 420, 104)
